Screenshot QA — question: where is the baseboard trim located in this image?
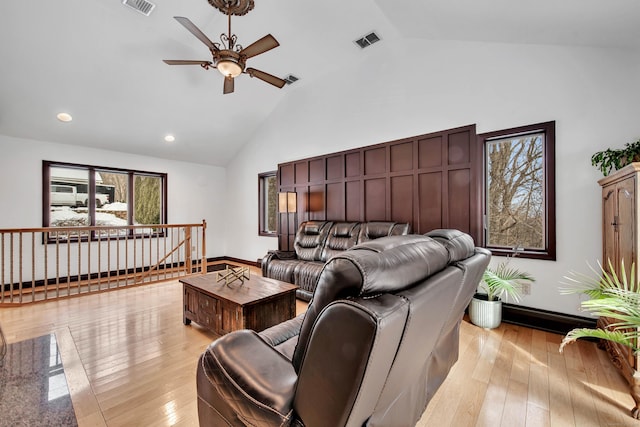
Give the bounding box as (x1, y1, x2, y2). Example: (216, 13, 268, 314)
(207, 257, 260, 268)
(502, 303, 597, 335)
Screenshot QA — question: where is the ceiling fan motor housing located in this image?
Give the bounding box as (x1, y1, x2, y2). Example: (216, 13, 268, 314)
(207, 0, 254, 16)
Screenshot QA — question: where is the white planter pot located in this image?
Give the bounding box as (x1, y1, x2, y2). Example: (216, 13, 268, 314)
(468, 293, 502, 329)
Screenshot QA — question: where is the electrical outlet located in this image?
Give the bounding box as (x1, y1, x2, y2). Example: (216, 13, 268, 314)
(520, 282, 531, 295)
(192, 246, 196, 252)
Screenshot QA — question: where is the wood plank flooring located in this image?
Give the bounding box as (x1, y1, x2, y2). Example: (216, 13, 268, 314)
(1, 274, 639, 426)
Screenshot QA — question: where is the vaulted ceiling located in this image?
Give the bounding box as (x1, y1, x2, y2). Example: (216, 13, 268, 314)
(1, 0, 638, 166)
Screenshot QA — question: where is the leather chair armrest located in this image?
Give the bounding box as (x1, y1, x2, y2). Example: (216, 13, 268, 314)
(262, 250, 297, 276)
(199, 330, 298, 426)
(259, 313, 304, 348)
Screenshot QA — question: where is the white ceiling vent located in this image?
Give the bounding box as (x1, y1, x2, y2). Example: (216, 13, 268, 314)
(354, 32, 381, 49)
(122, 0, 156, 16)
(284, 74, 299, 85)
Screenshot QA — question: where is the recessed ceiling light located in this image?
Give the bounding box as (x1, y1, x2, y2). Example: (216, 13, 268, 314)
(164, 134, 175, 143)
(57, 112, 73, 122)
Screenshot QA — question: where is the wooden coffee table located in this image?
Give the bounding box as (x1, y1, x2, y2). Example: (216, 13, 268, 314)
(180, 272, 298, 335)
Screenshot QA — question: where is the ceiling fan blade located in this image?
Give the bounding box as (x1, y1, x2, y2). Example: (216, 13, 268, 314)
(163, 60, 212, 66)
(223, 76, 234, 94)
(239, 34, 279, 59)
(246, 68, 286, 89)
(174, 16, 219, 52)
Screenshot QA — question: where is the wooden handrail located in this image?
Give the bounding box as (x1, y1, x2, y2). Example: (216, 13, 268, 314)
(0, 220, 207, 305)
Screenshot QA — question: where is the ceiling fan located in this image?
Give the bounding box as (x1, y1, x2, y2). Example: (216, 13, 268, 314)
(163, 0, 285, 94)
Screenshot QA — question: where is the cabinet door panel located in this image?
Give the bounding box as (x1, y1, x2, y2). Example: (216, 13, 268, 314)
(617, 177, 636, 273)
(602, 186, 618, 269)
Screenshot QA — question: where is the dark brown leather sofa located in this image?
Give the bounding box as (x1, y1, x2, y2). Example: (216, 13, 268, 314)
(261, 220, 410, 300)
(197, 229, 491, 427)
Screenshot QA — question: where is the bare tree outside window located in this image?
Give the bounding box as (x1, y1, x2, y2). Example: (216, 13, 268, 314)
(486, 133, 544, 248)
(481, 122, 556, 260)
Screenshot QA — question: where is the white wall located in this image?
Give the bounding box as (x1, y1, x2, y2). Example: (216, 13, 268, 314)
(225, 38, 640, 317)
(0, 135, 228, 258)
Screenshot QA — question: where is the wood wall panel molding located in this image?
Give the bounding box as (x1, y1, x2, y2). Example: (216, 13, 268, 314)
(295, 162, 308, 184)
(326, 182, 344, 221)
(309, 159, 324, 182)
(418, 135, 443, 169)
(390, 141, 414, 172)
(364, 178, 386, 221)
(345, 151, 361, 177)
(326, 155, 344, 181)
(276, 124, 479, 249)
(364, 146, 387, 176)
(280, 164, 294, 186)
(448, 128, 472, 165)
(345, 180, 361, 221)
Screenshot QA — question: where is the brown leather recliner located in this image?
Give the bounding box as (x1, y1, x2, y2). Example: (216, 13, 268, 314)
(197, 229, 490, 427)
(262, 220, 411, 300)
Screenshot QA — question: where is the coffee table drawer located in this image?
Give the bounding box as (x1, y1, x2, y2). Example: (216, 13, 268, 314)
(198, 294, 217, 327)
(198, 310, 216, 329)
(199, 293, 216, 312)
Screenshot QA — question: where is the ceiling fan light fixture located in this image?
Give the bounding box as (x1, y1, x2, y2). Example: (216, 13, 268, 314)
(217, 59, 243, 78)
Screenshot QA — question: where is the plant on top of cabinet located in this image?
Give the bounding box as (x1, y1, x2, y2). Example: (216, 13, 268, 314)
(591, 139, 640, 176)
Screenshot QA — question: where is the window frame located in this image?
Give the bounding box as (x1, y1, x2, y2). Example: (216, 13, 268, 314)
(43, 161, 168, 242)
(478, 121, 556, 260)
(258, 171, 278, 237)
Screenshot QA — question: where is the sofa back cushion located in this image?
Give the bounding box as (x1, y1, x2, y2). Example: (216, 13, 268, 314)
(292, 234, 449, 372)
(320, 222, 361, 262)
(294, 221, 333, 261)
(425, 228, 476, 262)
(357, 221, 410, 243)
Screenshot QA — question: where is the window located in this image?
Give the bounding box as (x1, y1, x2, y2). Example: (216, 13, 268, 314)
(43, 161, 167, 240)
(480, 121, 555, 260)
(258, 171, 278, 236)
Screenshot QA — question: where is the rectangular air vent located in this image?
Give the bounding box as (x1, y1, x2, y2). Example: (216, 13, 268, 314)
(122, 0, 156, 16)
(284, 74, 299, 85)
(354, 31, 381, 49)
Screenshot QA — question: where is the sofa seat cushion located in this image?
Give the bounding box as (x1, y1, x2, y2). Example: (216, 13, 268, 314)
(293, 261, 325, 295)
(262, 259, 302, 284)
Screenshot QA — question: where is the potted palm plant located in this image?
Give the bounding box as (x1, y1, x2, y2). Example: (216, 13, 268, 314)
(560, 260, 639, 350)
(559, 261, 640, 418)
(468, 260, 535, 329)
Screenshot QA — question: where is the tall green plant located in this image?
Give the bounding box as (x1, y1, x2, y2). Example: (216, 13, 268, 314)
(559, 260, 639, 353)
(479, 261, 535, 303)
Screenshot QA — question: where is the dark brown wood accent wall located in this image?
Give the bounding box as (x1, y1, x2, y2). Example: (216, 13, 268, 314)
(277, 124, 480, 249)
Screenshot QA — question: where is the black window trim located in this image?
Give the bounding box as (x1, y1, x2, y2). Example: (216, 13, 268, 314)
(258, 170, 278, 237)
(478, 121, 556, 261)
(43, 160, 168, 242)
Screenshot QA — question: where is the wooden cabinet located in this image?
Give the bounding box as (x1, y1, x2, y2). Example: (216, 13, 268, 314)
(601, 163, 638, 273)
(598, 162, 640, 417)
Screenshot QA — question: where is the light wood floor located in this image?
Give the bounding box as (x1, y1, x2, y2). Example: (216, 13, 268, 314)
(1, 275, 639, 426)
